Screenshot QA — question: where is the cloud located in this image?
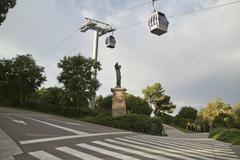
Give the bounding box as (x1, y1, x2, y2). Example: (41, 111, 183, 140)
(0, 0, 239, 113)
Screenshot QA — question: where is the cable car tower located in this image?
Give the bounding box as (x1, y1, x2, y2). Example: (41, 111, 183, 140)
(80, 17, 116, 109)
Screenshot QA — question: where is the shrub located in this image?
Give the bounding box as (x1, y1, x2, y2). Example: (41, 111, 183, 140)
(209, 128, 240, 145)
(125, 94, 152, 116)
(85, 113, 163, 135)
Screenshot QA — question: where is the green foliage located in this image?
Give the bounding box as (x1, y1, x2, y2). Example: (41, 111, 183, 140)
(143, 82, 176, 116)
(0, 54, 46, 105)
(97, 95, 112, 111)
(174, 106, 198, 129)
(58, 54, 101, 107)
(212, 113, 234, 128)
(0, 0, 16, 25)
(125, 93, 152, 116)
(178, 106, 198, 122)
(86, 113, 163, 135)
(160, 113, 174, 124)
(209, 128, 240, 145)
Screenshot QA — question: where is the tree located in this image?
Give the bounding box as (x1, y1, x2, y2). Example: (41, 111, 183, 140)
(0, 54, 46, 105)
(58, 54, 101, 108)
(142, 82, 176, 116)
(0, 0, 16, 25)
(125, 93, 152, 116)
(178, 106, 198, 122)
(234, 103, 240, 121)
(201, 98, 233, 130)
(175, 106, 198, 129)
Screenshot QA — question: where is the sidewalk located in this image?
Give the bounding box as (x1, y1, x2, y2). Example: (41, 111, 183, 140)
(0, 128, 23, 160)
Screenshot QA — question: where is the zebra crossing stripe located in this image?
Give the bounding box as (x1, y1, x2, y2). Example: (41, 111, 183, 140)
(93, 140, 172, 160)
(56, 146, 104, 160)
(137, 135, 223, 149)
(131, 136, 235, 155)
(129, 136, 214, 154)
(77, 143, 140, 160)
(29, 150, 62, 160)
(106, 138, 211, 160)
(115, 137, 216, 160)
(124, 136, 216, 159)
(135, 135, 233, 152)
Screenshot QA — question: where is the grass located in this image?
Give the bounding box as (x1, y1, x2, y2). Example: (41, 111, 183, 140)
(209, 128, 240, 145)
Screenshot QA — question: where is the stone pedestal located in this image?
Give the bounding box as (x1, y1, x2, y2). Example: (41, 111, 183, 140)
(111, 87, 127, 118)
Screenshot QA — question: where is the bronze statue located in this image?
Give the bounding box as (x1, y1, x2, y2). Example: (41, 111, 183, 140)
(114, 62, 121, 87)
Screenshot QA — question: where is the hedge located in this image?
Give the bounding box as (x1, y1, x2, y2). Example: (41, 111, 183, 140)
(85, 113, 163, 135)
(209, 128, 240, 145)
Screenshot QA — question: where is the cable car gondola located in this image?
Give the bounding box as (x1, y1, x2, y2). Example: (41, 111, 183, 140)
(105, 35, 116, 48)
(148, 0, 169, 36)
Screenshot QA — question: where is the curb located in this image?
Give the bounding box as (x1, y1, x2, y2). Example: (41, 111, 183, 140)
(0, 128, 23, 160)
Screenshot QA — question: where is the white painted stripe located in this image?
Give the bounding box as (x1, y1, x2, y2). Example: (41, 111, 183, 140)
(124, 136, 216, 159)
(137, 134, 212, 141)
(137, 135, 217, 148)
(106, 139, 201, 160)
(5, 116, 27, 125)
(136, 135, 232, 151)
(56, 146, 103, 160)
(131, 136, 214, 153)
(21, 116, 87, 135)
(46, 118, 83, 126)
(135, 135, 234, 154)
(77, 143, 140, 160)
(20, 131, 132, 144)
(29, 150, 62, 160)
(116, 137, 214, 160)
(93, 141, 172, 160)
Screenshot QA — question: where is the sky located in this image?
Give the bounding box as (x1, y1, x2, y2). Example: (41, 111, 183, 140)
(0, 0, 240, 114)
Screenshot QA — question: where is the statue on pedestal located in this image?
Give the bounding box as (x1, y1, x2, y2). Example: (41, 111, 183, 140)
(111, 62, 127, 118)
(114, 62, 121, 88)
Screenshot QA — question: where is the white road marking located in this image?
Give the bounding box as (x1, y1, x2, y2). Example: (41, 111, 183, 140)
(124, 136, 216, 159)
(93, 140, 172, 160)
(106, 138, 206, 160)
(29, 150, 62, 160)
(5, 116, 27, 125)
(56, 146, 104, 160)
(20, 131, 133, 144)
(136, 135, 233, 152)
(21, 116, 87, 135)
(45, 118, 83, 126)
(132, 136, 233, 154)
(77, 143, 140, 160)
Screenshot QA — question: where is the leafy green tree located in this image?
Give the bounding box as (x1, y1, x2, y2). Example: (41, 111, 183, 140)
(142, 82, 176, 116)
(0, 58, 15, 103)
(201, 98, 233, 130)
(0, 54, 46, 105)
(234, 103, 240, 120)
(58, 54, 101, 108)
(174, 106, 198, 129)
(212, 113, 234, 128)
(178, 106, 198, 122)
(0, 0, 16, 25)
(98, 95, 112, 111)
(13, 54, 46, 104)
(125, 93, 152, 116)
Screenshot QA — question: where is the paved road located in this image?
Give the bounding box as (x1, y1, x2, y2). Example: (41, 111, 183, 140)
(0, 107, 239, 160)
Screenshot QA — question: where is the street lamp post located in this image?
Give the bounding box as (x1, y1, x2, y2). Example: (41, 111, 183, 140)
(80, 17, 116, 109)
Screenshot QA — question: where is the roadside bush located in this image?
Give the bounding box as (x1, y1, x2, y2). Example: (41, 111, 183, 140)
(209, 128, 240, 145)
(86, 113, 163, 135)
(125, 94, 152, 116)
(161, 113, 174, 125)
